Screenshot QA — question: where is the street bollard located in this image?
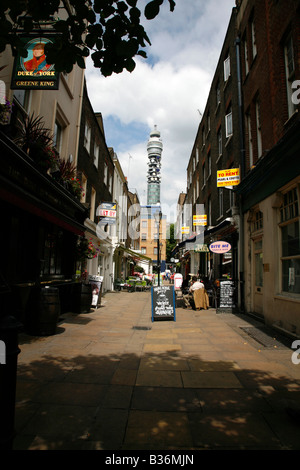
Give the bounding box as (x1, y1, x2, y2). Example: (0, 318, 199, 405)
(0, 315, 21, 450)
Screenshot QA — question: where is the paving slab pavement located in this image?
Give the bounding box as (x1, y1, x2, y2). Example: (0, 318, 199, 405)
(12, 288, 300, 451)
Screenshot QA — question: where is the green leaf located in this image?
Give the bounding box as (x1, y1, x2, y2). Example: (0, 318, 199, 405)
(144, 1, 160, 20)
(125, 58, 136, 72)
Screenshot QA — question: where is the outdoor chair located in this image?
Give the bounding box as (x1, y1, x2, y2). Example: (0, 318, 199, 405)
(193, 288, 209, 310)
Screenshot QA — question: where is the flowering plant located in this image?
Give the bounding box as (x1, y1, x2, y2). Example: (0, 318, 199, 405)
(0, 99, 13, 124)
(76, 237, 100, 260)
(69, 177, 85, 199)
(43, 146, 60, 171)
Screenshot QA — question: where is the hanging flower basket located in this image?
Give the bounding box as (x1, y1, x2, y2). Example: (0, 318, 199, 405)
(76, 237, 100, 260)
(0, 99, 13, 125)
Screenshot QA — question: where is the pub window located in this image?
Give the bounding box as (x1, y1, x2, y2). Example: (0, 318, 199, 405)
(279, 187, 300, 294)
(42, 227, 63, 276)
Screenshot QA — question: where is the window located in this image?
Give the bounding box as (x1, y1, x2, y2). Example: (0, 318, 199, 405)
(141, 233, 147, 241)
(94, 142, 99, 167)
(251, 20, 257, 59)
(14, 90, 31, 112)
(208, 196, 212, 226)
(216, 81, 221, 107)
(224, 55, 230, 81)
(104, 162, 108, 185)
(84, 122, 91, 153)
(246, 112, 253, 168)
(284, 35, 297, 118)
(244, 35, 249, 75)
(42, 227, 63, 276)
(255, 99, 262, 158)
(225, 107, 233, 138)
(141, 247, 146, 254)
(142, 221, 147, 229)
(54, 120, 63, 154)
(217, 127, 222, 157)
(207, 152, 211, 178)
(218, 188, 223, 217)
(202, 162, 206, 187)
(90, 187, 96, 221)
(253, 210, 263, 232)
(280, 187, 300, 294)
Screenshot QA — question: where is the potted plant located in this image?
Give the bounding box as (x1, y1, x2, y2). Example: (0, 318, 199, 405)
(14, 113, 54, 171)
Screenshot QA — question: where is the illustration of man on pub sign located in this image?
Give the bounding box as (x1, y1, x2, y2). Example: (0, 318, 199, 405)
(11, 36, 59, 90)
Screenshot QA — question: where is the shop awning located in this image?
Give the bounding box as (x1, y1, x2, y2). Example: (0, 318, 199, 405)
(117, 245, 152, 263)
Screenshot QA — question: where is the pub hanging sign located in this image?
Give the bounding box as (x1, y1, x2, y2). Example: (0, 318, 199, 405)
(11, 36, 59, 90)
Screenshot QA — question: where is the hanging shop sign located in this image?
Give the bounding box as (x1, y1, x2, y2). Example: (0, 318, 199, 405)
(96, 202, 117, 225)
(11, 36, 59, 90)
(217, 168, 240, 187)
(194, 244, 209, 252)
(193, 214, 207, 226)
(181, 226, 190, 234)
(209, 241, 231, 254)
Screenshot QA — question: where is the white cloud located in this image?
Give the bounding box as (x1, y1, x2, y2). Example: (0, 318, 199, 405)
(85, 0, 235, 216)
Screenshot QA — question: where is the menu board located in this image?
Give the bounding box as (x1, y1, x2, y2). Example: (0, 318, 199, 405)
(217, 280, 237, 313)
(151, 285, 176, 321)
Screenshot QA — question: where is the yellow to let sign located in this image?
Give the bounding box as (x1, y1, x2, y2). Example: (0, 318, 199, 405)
(193, 215, 207, 226)
(181, 226, 190, 234)
(217, 168, 240, 187)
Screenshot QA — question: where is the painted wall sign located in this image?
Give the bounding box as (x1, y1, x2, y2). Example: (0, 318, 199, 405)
(11, 36, 59, 90)
(217, 168, 240, 187)
(209, 241, 231, 253)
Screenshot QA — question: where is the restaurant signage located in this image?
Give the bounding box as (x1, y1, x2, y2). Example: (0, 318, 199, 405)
(11, 36, 59, 90)
(209, 241, 231, 254)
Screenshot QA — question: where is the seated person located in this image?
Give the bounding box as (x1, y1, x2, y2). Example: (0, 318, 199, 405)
(183, 276, 204, 308)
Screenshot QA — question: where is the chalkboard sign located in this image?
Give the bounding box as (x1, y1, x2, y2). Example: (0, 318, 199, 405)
(217, 280, 237, 313)
(151, 285, 176, 321)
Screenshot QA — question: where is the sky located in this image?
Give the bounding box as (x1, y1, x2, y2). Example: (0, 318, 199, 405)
(85, 0, 235, 221)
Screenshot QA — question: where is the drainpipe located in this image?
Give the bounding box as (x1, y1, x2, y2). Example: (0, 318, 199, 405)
(235, 36, 245, 313)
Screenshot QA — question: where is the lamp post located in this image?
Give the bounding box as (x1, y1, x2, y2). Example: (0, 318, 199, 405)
(154, 209, 162, 286)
